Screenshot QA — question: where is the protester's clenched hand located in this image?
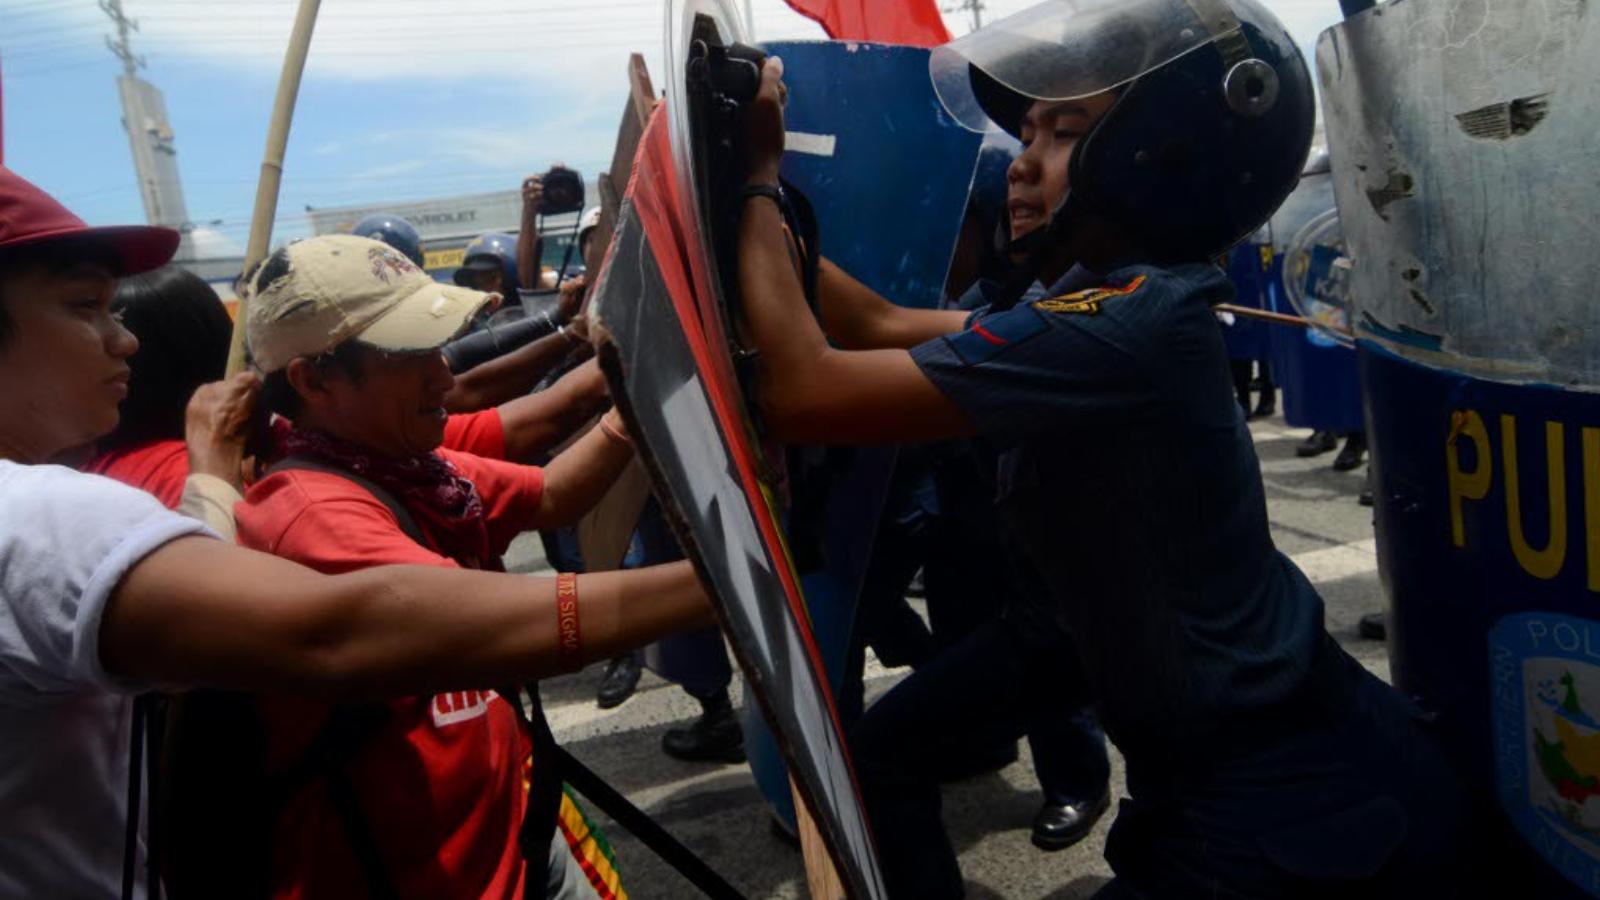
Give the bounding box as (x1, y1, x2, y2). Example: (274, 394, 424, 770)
(745, 56, 787, 185)
(557, 273, 588, 321)
(185, 372, 261, 490)
(566, 311, 591, 345)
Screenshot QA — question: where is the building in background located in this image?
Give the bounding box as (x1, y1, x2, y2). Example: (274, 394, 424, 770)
(306, 181, 595, 285)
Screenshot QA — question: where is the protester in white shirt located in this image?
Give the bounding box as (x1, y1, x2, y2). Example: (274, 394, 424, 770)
(0, 165, 713, 897)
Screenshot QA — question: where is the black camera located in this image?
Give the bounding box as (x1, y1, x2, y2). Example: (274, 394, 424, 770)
(540, 165, 585, 216)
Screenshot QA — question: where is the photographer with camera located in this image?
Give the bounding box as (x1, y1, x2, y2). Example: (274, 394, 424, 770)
(513, 165, 586, 294)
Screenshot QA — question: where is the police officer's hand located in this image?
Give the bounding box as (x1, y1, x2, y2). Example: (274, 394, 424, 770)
(745, 56, 787, 185)
(185, 371, 261, 491)
(521, 175, 544, 219)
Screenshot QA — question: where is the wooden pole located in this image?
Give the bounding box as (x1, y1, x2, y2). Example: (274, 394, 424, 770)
(225, 0, 322, 376)
(1215, 302, 1354, 340)
(791, 780, 847, 900)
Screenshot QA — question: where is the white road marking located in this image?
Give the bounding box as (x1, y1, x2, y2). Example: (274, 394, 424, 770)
(1288, 537, 1379, 582)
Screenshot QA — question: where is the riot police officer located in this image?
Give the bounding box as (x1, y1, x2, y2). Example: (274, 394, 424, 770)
(454, 231, 521, 296)
(734, 0, 1465, 896)
(351, 213, 426, 267)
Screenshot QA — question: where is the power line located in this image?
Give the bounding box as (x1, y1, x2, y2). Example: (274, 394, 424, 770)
(98, 0, 144, 75)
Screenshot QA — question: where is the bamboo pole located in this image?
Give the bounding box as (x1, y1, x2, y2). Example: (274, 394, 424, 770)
(791, 779, 847, 900)
(225, 0, 323, 376)
(1215, 302, 1354, 340)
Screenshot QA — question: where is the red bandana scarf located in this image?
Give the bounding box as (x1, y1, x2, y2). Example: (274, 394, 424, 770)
(281, 428, 492, 567)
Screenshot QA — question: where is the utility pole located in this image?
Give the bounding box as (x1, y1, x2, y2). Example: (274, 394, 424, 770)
(100, 0, 143, 76)
(101, 0, 196, 259)
(943, 0, 985, 32)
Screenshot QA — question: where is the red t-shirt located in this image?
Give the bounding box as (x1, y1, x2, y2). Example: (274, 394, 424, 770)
(80, 411, 506, 514)
(84, 439, 190, 508)
(442, 409, 507, 460)
(235, 444, 544, 900)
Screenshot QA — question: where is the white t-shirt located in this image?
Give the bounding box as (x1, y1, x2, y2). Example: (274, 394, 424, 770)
(0, 461, 210, 898)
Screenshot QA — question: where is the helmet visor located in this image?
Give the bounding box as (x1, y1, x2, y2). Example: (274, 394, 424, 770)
(931, 0, 1231, 132)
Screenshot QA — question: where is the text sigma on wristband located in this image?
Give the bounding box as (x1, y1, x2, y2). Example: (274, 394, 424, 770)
(555, 573, 581, 670)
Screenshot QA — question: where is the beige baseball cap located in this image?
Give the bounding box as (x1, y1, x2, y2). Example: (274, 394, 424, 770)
(245, 234, 495, 373)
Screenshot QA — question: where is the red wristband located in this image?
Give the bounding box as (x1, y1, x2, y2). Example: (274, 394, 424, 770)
(555, 573, 582, 670)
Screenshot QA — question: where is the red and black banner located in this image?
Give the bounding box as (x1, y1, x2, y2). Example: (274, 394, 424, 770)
(590, 108, 885, 897)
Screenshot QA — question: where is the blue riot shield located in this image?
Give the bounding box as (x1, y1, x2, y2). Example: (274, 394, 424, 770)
(739, 38, 984, 833)
(1264, 157, 1364, 434)
(1320, 2, 1600, 895)
(1220, 236, 1273, 363)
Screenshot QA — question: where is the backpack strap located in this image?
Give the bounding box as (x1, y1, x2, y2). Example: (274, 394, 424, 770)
(268, 705, 400, 900)
(123, 694, 151, 900)
(267, 455, 428, 546)
(499, 682, 564, 897)
(267, 455, 565, 893)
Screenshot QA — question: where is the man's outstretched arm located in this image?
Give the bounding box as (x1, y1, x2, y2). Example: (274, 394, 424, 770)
(736, 57, 974, 446)
(101, 538, 712, 697)
(816, 258, 969, 351)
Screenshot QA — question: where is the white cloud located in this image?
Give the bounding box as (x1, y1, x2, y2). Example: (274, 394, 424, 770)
(69, 0, 831, 89)
(187, 226, 242, 257)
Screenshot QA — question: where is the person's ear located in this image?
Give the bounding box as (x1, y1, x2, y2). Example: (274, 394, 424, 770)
(284, 357, 332, 407)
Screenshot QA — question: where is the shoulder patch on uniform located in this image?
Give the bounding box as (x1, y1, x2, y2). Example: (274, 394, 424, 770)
(945, 306, 1049, 366)
(1033, 274, 1148, 315)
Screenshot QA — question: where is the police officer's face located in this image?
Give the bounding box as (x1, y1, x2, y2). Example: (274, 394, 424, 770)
(471, 267, 504, 295)
(1008, 95, 1117, 242)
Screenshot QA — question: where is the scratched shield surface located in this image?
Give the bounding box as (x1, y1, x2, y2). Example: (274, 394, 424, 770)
(1320, 4, 1600, 897)
(738, 38, 984, 832)
(1317, 0, 1600, 384)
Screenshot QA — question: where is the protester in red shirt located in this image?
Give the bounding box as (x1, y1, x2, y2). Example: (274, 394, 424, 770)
(83, 267, 234, 505)
(86, 266, 610, 508)
(233, 233, 640, 899)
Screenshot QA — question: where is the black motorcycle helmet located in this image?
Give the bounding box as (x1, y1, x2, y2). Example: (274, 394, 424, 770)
(932, 0, 1314, 267)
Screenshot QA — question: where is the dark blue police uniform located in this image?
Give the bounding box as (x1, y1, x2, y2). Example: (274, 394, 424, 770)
(909, 263, 1466, 898)
(849, 279, 1111, 900)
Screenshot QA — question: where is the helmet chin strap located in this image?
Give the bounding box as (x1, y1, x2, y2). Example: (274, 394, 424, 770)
(989, 189, 1079, 312)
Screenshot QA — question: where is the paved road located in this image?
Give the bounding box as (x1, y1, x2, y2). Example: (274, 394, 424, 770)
(508, 417, 1386, 899)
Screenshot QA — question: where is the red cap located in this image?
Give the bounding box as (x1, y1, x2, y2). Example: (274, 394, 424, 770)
(0, 165, 179, 275)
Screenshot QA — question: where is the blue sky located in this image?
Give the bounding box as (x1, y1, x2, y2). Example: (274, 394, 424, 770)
(1, 0, 1342, 255)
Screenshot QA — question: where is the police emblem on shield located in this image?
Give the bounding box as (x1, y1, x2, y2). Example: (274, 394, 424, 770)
(1492, 612, 1600, 895)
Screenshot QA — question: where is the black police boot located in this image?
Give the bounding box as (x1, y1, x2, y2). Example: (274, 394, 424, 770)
(662, 690, 745, 764)
(1359, 612, 1388, 641)
(1030, 790, 1111, 852)
(1247, 390, 1277, 421)
(1296, 430, 1338, 457)
(1333, 433, 1368, 472)
(596, 653, 642, 710)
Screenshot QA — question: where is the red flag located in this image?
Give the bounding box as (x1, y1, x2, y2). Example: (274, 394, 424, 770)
(783, 0, 952, 47)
